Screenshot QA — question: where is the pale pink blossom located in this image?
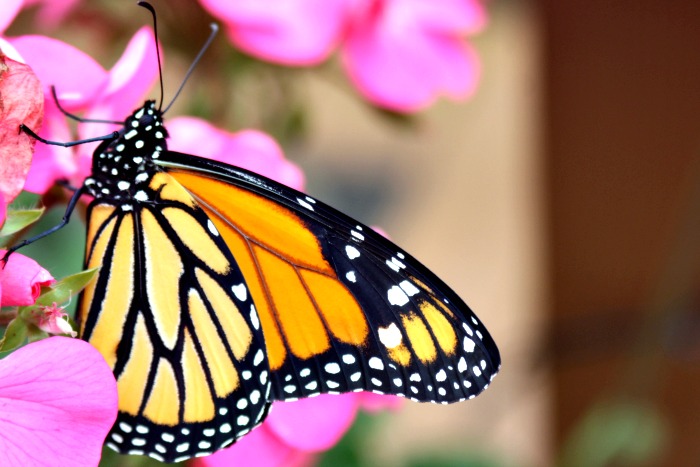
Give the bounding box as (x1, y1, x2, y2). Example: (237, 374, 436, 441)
(194, 393, 401, 466)
(0, 249, 54, 307)
(168, 117, 305, 190)
(33, 302, 77, 337)
(199, 0, 487, 112)
(0, 337, 118, 466)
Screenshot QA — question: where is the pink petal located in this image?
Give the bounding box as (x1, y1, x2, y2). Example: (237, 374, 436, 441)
(167, 117, 305, 190)
(267, 395, 359, 451)
(75, 26, 159, 168)
(22, 0, 81, 29)
(0, 0, 23, 35)
(381, 0, 487, 35)
(84, 26, 159, 123)
(0, 54, 43, 203)
(23, 99, 77, 194)
(0, 192, 6, 227)
(357, 391, 404, 412)
(76, 26, 160, 176)
(342, 0, 482, 111)
(0, 251, 54, 306)
(200, 0, 349, 65)
(10, 35, 107, 110)
(0, 337, 118, 467)
(193, 424, 314, 467)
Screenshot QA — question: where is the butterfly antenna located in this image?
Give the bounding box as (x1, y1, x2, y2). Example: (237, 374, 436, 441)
(137, 1, 165, 112)
(162, 23, 219, 115)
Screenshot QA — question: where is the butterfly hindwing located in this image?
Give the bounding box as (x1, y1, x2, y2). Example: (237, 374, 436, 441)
(77, 170, 271, 462)
(159, 151, 501, 404)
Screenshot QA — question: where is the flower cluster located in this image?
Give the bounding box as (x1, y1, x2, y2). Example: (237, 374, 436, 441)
(199, 0, 487, 112)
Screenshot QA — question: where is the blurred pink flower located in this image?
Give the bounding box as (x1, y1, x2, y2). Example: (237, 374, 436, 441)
(0, 336, 118, 466)
(22, 0, 81, 29)
(6, 25, 159, 193)
(193, 393, 401, 467)
(199, 0, 487, 112)
(168, 117, 305, 190)
(0, 249, 54, 307)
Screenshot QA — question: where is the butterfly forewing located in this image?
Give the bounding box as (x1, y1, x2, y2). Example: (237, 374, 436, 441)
(160, 153, 501, 404)
(67, 97, 499, 463)
(78, 170, 271, 463)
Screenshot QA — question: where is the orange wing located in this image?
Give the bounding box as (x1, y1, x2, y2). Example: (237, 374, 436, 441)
(78, 172, 271, 462)
(163, 152, 500, 404)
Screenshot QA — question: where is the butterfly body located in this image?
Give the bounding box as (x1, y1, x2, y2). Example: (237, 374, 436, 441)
(73, 100, 500, 462)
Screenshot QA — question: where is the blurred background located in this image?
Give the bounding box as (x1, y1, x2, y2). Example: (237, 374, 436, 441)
(8, 0, 700, 465)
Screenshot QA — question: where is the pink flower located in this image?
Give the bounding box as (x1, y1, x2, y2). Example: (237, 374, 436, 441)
(168, 117, 305, 190)
(22, 0, 81, 29)
(33, 302, 77, 337)
(0, 51, 43, 204)
(198, 0, 487, 112)
(0, 249, 55, 307)
(0, 336, 118, 466)
(5, 19, 159, 193)
(194, 393, 401, 466)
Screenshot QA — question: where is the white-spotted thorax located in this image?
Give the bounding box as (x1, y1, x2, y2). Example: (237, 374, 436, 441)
(84, 101, 169, 202)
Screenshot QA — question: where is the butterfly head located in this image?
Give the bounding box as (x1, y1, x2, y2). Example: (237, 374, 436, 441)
(85, 101, 169, 200)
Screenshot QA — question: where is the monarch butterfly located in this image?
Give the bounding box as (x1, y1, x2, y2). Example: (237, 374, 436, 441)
(11, 3, 500, 463)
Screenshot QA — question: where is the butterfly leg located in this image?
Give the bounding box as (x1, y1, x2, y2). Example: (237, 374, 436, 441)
(19, 124, 119, 147)
(1, 185, 87, 266)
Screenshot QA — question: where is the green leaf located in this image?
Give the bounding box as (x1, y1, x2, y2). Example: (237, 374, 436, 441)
(560, 399, 667, 467)
(0, 318, 28, 352)
(0, 208, 45, 239)
(35, 268, 99, 307)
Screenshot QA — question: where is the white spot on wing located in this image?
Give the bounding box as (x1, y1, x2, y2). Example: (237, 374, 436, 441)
(250, 305, 260, 330)
(386, 259, 400, 272)
(346, 245, 360, 259)
(253, 349, 264, 366)
(346, 271, 357, 282)
(378, 323, 402, 348)
(458, 357, 467, 373)
(297, 197, 314, 210)
(368, 357, 384, 371)
(232, 283, 247, 302)
(207, 219, 219, 236)
(399, 280, 419, 296)
(463, 337, 476, 353)
(387, 285, 409, 306)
